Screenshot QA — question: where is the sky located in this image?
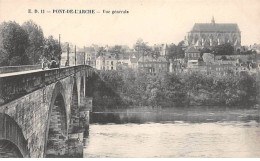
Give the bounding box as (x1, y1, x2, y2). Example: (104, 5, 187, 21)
(0, 0, 260, 48)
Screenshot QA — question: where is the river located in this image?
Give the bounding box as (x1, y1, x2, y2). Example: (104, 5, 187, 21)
(83, 108, 260, 158)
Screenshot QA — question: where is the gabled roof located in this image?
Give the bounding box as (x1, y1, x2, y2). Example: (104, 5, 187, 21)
(185, 46, 200, 53)
(118, 52, 131, 60)
(138, 56, 154, 62)
(157, 56, 167, 62)
(138, 56, 167, 63)
(130, 57, 138, 63)
(190, 23, 240, 33)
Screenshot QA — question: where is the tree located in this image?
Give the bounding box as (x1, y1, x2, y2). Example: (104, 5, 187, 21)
(0, 21, 29, 66)
(202, 53, 215, 64)
(133, 38, 152, 57)
(167, 42, 184, 60)
(109, 45, 124, 59)
(96, 46, 106, 58)
(212, 43, 234, 55)
(42, 36, 61, 61)
(22, 20, 45, 64)
(61, 42, 74, 53)
(0, 48, 9, 66)
(151, 46, 161, 58)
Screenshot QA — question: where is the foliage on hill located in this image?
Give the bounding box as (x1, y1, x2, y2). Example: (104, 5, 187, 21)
(89, 69, 257, 111)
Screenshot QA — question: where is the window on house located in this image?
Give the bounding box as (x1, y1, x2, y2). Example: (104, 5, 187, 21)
(111, 67, 113, 70)
(111, 61, 113, 65)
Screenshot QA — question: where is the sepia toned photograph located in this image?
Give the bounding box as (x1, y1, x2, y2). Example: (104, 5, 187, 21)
(0, 0, 260, 158)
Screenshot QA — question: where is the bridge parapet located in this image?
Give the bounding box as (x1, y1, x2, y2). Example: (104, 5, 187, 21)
(0, 65, 42, 74)
(0, 65, 94, 106)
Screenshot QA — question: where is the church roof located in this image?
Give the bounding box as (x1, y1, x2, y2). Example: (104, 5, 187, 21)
(190, 23, 240, 33)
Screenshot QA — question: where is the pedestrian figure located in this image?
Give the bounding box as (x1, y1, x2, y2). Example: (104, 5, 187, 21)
(65, 60, 69, 66)
(40, 56, 45, 70)
(50, 57, 57, 68)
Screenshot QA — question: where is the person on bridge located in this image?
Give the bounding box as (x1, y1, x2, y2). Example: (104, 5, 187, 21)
(40, 56, 48, 70)
(50, 57, 58, 68)
(65, 60, 69, 66)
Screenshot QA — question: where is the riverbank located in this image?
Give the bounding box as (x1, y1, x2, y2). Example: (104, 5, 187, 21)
(91, 107, 260, 124)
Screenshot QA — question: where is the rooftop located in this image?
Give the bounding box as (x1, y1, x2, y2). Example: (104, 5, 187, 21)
(190, 17, 240, 33)
(190, 23, 240, 33)
(185, 46, 200, 53)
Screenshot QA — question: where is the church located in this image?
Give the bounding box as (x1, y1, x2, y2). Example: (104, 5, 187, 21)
(184, 17, 241, 49)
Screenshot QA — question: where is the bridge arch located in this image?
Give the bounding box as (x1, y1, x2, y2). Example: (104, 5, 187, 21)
(0, 113, 28, 157)
(0, 139, 24, 158)
(69, 80, 80, 133)
(44, 82, 67, 157)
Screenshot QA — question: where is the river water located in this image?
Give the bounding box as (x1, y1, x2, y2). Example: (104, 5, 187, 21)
(83, 108, 260, 158)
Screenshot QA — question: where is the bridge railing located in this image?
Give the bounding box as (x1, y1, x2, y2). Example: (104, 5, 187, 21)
(0, 65, 42, 74)
(0, 65, 94, 106)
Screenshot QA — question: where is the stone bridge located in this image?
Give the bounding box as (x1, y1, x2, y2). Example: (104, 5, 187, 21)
(0, 65, 94, 157)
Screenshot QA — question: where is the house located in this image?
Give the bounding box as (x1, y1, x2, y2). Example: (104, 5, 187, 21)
(117, 52, 131, 66)
(185, 46, 202, 68)
(85, 51, 96, 67)
(138, 55, 168, 74)
(96, 53, 118, 70)
(153, 44, 168, 56)
(169, 58, 185, 73)
(207, 64, 236, 76)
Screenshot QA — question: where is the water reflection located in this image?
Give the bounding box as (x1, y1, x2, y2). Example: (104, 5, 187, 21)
(83, 108, 260, 158)
(84, 121, 260, 158)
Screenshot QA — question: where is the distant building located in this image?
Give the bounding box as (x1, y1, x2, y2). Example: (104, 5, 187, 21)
(129, 54, 138, 69)
(138, 55, 168, 74)
(185, 46, 202, 68)
(153, 44, 168, 56)
(207, 64, 236, 76)
(185, 17, 241, 49)
(60, 51, 85, 66)
(96, 53, 118, 70)
(117, 52, 131, 67)
(169, 59, 185, 73)
(85, 52, 96, 67)
(117, 52, 140, 70)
